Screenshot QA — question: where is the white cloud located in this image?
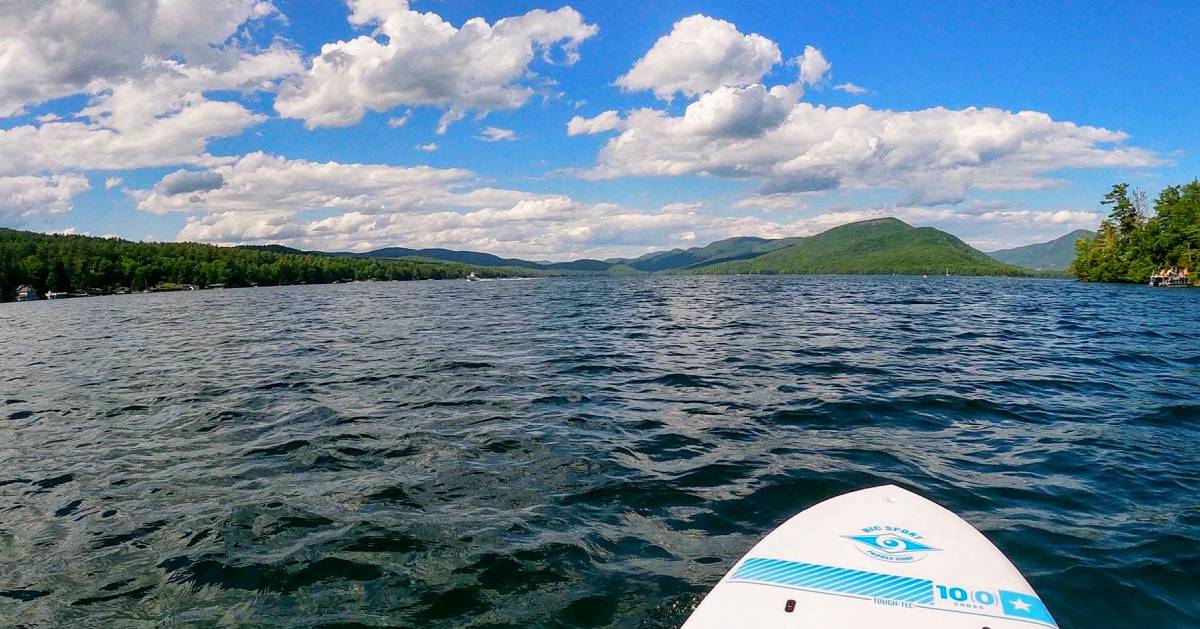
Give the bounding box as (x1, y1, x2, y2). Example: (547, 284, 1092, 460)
(387, 111, 412, 128)
(834, 82, 868, 95)
(132, 152, 539, 216)
(275, 2, 597, 130)
(0, 102, 265, 176)
(0, 0, 286, 117)
(0, 175, 90, 223)
(178, 210, 308, 242)
(567, 110, 622, 136)
(591, 102, 1160, 204)
(77, 49, 302, 132)
(669, 84, 797, 139)
(857, 203, 1104, 251)
(0, 1, 300, 178)
(479, 127, 517, 142)
(617, 15, 781, 100)
(171, 193, 1101, 261)
(173, 196, 754, 260)
(795, 45, 831, 86)
(155, 169, 226, 197)
(416, 143, 439, 152)
(590, 16, 1157, 205)
(733, 193, 812, 213)
(104, 177, 124, 190)
(121, 152, 812, 258)
(122, 149, 1110, 260)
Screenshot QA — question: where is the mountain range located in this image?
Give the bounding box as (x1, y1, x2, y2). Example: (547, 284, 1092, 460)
(985, 229, 1096, 270)
(249, 217, 1064, 276)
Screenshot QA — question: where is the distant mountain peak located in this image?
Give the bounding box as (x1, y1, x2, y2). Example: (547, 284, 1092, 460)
(690, 217, 1021, 276)
(856, 217, 908, 226)
(986, 229, 1096, 271)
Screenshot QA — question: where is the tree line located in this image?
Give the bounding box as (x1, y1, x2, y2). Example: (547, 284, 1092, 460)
(1072, 181, 1200, 284)
(0, 229, 510, 301)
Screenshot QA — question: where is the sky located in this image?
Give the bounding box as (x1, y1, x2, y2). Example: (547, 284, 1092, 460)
(0, 0, 1197, 260)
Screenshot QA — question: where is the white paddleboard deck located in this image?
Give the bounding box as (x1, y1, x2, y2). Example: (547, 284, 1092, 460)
(683, 485, 1057, 628)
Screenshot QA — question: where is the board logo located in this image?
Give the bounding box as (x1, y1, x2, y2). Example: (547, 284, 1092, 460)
(845, 525, 939, 563)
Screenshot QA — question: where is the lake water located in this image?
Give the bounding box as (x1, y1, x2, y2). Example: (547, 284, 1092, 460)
(1, 276, 1197, 627)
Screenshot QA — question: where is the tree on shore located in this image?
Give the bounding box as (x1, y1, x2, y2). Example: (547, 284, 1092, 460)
(0, 228, 509, 301)
(1073, 181, 1200, 283)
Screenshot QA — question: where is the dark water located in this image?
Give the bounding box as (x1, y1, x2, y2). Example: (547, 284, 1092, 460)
(1, 276, 1197, 628)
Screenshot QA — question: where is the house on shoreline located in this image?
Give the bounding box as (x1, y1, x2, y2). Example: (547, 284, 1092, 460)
(15, 285, 39, 301)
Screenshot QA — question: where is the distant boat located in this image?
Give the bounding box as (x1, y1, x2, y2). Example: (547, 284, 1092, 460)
(1149, 268, 1190, 287)
(467, 272, 481, 282)
(45, 291, 89, 299)
(15, 285, 39, 301)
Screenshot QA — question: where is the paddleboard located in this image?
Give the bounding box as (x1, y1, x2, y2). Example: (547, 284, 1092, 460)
(682, 485, 1057, 628)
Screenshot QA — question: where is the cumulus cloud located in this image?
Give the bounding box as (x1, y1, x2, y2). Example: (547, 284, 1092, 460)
(166, 186, 1101, 261)
(589, 15, 1158, 207)
(104, 177, 124, 190)
(78, 49, 301, 133)
(617, 15, 781, 100)
(795, 45, 831, 85)
(733, 193, 812, 213)
(132, 152, 538, 215)
(0, 0, 300, 178)
(807, 202, 1106, 251)
(155, 169, 226, 196)
(0, 0, 289, 117)
(567, 110, 622, 136)
(119, 148, 1110, 260)
(669, 84, 797, 138)
(834, 82, 868, 95)
(275, 1, 597, 130)
(0, 102, 265, 176)
(173, 195, 778, 260)
(416, 143, 439, 152)
(178, 210, 308, 243)
(121, 152, 808, 259)
(479, 127, 517, 142)
(591, 103, 1160, 204)
(0, 175, 90, 223)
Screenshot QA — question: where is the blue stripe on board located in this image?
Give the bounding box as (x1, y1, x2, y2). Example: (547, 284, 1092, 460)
(731, 558, 934, 605)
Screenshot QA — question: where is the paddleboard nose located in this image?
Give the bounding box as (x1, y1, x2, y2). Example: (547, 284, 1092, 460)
(682, 485, 1056, 628)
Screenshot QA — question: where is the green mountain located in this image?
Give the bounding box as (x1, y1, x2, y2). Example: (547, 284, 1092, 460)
(246, 238, 807, 274)
(341, 237, 809, 273)
(245, 244, 627, 273)
(616, 236, 803, 272)
(692, 218, 1024, 276)
(246, 219, 1026, 277)
(986, 229, 1096, 270)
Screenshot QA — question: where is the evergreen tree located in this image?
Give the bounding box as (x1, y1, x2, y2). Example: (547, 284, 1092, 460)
(0, 229, 519, 301)
(1101, 183, 1143, 236)
(1073, 180, 1200, 284)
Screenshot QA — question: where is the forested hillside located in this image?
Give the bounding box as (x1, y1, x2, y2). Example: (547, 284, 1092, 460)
(695, 218, 1024, 276)
(1072, 182, 1200, 283)
(0, 229, 505, 301)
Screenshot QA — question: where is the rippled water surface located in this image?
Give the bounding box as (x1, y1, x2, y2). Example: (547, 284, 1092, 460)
(1, 276, 1198, 628)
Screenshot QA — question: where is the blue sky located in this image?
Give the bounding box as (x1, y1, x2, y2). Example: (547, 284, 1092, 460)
(0, 0, 1195, 258)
